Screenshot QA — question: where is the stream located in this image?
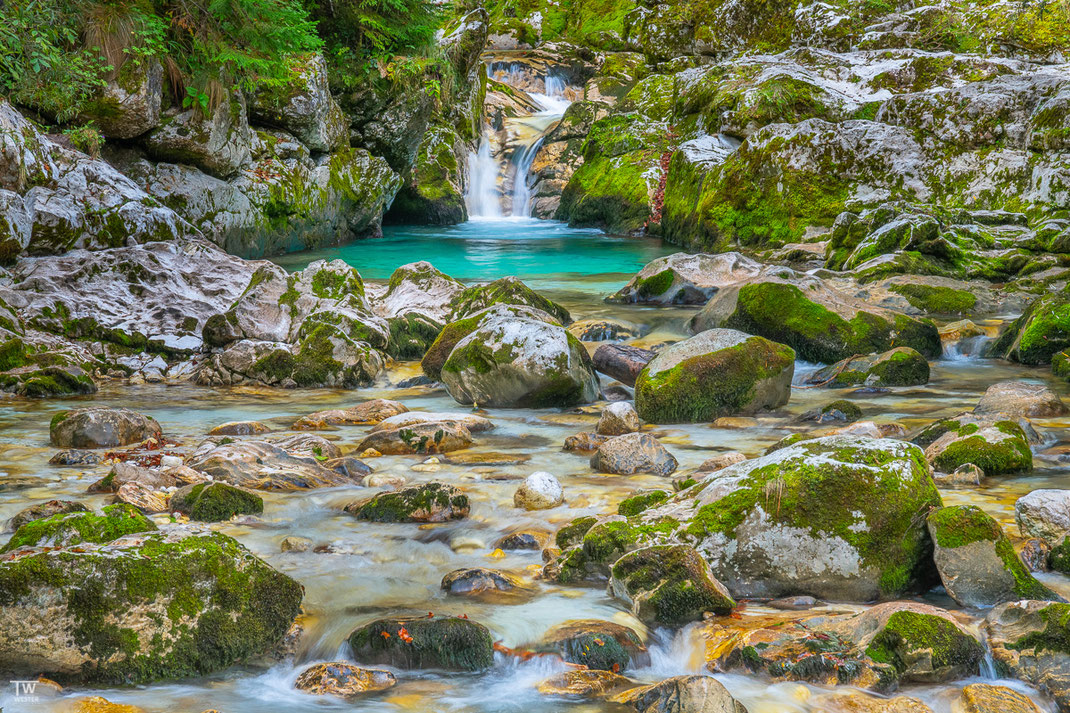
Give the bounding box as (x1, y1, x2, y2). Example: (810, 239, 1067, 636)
(0, 218, 1067, 711)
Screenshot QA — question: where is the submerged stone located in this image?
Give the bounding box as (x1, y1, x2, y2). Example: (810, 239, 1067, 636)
(347, 615, 494, 671)
(345, 482, 469, 523)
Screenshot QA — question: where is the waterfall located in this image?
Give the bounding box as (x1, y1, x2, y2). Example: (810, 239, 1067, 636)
(464, 64, 573, 220)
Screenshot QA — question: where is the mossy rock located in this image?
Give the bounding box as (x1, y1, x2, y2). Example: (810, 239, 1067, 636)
(555, 515, 599, 549)
(1054, 350, 1070, 382)
(1, 504, 156, 553)
(888, 283, 977, 316)
(862, 608, 986, 682)
(386, 311, 443, 360)
(927, 505, 1062, 607)
(537, 619, 648, 672)
(169, 483, 264, 522)
(618, 490, 670, 517)
(716, 281, 941, 364)
(347, 615, 493, 671)
(7, 499, 89, 531)
(0, 531, 303, 684)
(926, 420, 1032, 476)
(609, 544, 735, 627)
(805, 347, 930, 388)
(989, 294, 1070, 366)
(634, 329, 795, 423)
(448, 276, 571, 324)
(1048, 536, 1070, 574)
(345, 482, 470, 523)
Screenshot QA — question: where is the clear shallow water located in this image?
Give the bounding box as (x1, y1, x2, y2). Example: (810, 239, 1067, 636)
(0, 219, 1065, 712)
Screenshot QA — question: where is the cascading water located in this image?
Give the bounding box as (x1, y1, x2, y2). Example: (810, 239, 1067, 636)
(465, 63, 574, 219)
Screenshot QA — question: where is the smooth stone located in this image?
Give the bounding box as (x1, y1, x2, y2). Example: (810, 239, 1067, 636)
(514, 471, 564, 510)
(564, 431, 610, 452)
(955, 683, 1042, 713)
(591, 433, 678, 476)
(537, 669, 638, 698)
(615, 675, 748, 713)
(8, 499, 89, 531)
(291, 399, 409, 429)
(695, 452, 747, 473)
(371, 411, 494, 433)
(50, 407, 162, 449)
(48, 450, 101, 466)
(293, 662, 396, 698)
(767, 595, 819, 611)
(356, 422, 473, 455)
(207, 421, 270, 436)
(975, 381, 1069, 418)
(494, 531, 545, 550)
(281, 536, 312, 553)
(1016, 489, 1070, 542)
(597, 402, 641, 436)
(441, 567, 517, 596)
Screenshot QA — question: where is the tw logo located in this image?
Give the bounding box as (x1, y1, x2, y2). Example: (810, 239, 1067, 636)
(11, 680, 40, 702)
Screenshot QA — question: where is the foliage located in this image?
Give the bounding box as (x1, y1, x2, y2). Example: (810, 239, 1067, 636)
(63, 122, 104, 157)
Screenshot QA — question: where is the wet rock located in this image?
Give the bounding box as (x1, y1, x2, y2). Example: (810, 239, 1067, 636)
(618, 490, 670, 516)
(536, 669, 638, 698)
(293, 662, 396, 698)
(988, 294, 1070, 366)
(539, 620, 647, 672)
(441, 567, 518, 596)
(597, 402, 641, 436)
(608, 252, 770, 305)
(986, 600, 1070, 709)
(187, 440, 356, 490)
(923, 419, 1032, 476)
(48, 450, 102, 466)
(292, 399, 409, 429)
(591, 433, 678, 476)
(494, 531, 545, 550)
(1021, 538, 1052, 572)
(373, 261, 465, 323)
(49, 407, 162, 449)
(799, 400, 863, 424)
(568, 318, 641, 342)
(68, 697, 146, 713)
(323, 456, 372, 479)
(593, 344, 656, 387)
(356, 422, 473, 455)
(803, 348, 930, 388)
(616, 675, 748, 713)
(768, 595, 818, 611)
(0, 531, 303, 684)
(248, 55, 348, 153)
(610, 545, 735, 626)
(347, 615, 494, 671)
(345, 482, 469, 523)
(927, 505, 1062, 607)
(281, 536, 312, 553)
(115, 482, 169, 514)
(564, 431, 610, 452)
(144, 93, 253, 178)
(1016, 489, 1070, 542)
(88, 463, 177, 493)
(170, 482, 264, 522)
(1, 503, 155, 552)
(7, 499, 89, 531)
(514, 471, 564, 510)
(975, 381, 1069, 418)
(695, 452, 748, 473)
(441, 314, 599, 408)
(811, 692, 934, 712)
(372, 411, 494, 434)
(635, 329, 794, 423)
(956, 684, 1041, 713)
(207, 421, 270, 436)
(447, 276, 571, 324)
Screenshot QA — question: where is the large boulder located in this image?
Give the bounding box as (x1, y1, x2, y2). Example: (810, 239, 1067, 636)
(50, 407, 161, 449)
(616, 675, 748, 713)
(609, 545, 735, 627)
(922, 418, 1033, 476)
(927, 505, 1062, 607)
(185, 440, 356, 490)
(356, 421, 473, 455)
(691, 278, 941, 364)
(249, 55, 348, 153)
(0, 531, 302, 684)
(79, 60, 164, 140)
(608, 252, 774, 305)
(441, 315, 599, 408)
(169, 482, 264, 522)
(975, 381, 1069, 418)
(988, 294, 1070, 365)
(1016, 490, 1070, 543)
(802, 348, 930, 388)
(372, 261, 465, 322)
(294, 662, 396, 698)
(345, 482, 470, 523)
(986, 601, 1070, 710)
(0, 504, 155, 553)
(143, 93, 253, 178)
(634, 329, 794, 423)
(447, 276, 571, 324)
(536, 619, 649, 672)
(592, 343, 656, 386)
(590, 433, 679, 476)
(347, 615, 493, 671)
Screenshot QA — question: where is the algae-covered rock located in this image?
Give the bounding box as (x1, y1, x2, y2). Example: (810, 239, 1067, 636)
(0, 531, 303, 684)
(441, 315, 599, 408)
(50, 407, 162, 449)
(609, 545, 735, 627)
(695, 279, 941, 364)
(634, 329, 794, 423)
(986, 600, 1070, 710)
(347, 615, 493, 671)
(923, 419, 1032, 476)
(1, 503, 156, 553)
(608, 252, 772, 305)
(169, 482, 264, 522)
(989, 294, 1070, 365)
(803, 348, 929, 388)
(537, 619, 648, 672)
(7, 499, 89, 530)
(927, 505, 1062, 607)
(448, 276, 571, 324)
(345, 482, 469, 523)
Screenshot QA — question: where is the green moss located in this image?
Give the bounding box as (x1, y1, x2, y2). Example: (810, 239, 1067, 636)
(421, 311, 483, 380)
(448, 277, 570, 324)
(555, 515, 598, 549)
(0, 338, 30, 371)
(610, 544, 735, 626)
(1, 504, 156, 553)
(931, 421, 1032, 475)
(990, 294, 1070, 365)
(1052, 350, 1070, 381)
(635, 268, 675, 300)
(348, 616, 493, 671)
(1008, 603, 1070, 656)
(888, 283, 977, 315)
(351, 482, 468, 523)
(618, 490, 670, 516)
(387, 312, 442, 360)
(634, 337, 795, 423)
(864, 610, 984, 676)
(170, 483, 264, 522)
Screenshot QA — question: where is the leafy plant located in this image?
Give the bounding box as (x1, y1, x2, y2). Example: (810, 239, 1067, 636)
(63, 122, 104, 157)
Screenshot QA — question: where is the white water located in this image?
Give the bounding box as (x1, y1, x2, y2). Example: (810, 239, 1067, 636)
(465, 68, 573, 219)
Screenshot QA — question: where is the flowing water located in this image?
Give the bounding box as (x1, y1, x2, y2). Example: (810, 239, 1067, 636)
(1, 219, 1068, 712)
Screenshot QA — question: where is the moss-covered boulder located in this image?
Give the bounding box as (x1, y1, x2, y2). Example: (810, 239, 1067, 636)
(607, 252, 771, 305)
(986, 601, 1070, 710)
(1054, 350, 1070, 382)
(386, 311, 444, 360)
(798, 400, 863, 424)
(386, 125, 468, 225)
(634, 328, 795, 423)
(347, 615, 493, 671)
(927, 505, 1062, 607)
(50, 407, 162, 449)
(421, 303, 561, 380)
(1, 504, 156, 553)
(922, 419, 1032, 476)
(989, 295, 1070, 365)
(248, 54, 348, 153)
(693, 279, 941, 364)
(441, 314, 599, 408)
(536, 619, 648, 672)
(609, 545, 735, 627)
(0, 364, 97, 398)
(7, 499, 89, 530)
(803, 348, 930, 388)
(356, 422, 473, 455)
(448, 276, 571, 324)
(345, 482, 470, 523)
(0, 531, 303, 684)
(169, 482, 264, 522)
